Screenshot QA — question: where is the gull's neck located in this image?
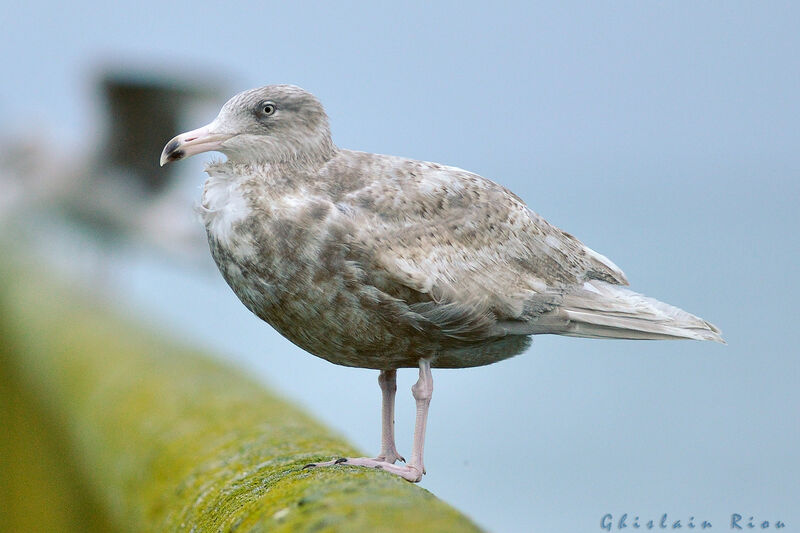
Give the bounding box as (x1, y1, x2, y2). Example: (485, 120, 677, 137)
(206, 142, 337, 176)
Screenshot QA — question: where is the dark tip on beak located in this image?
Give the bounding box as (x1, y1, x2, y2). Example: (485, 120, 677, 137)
(166, 149, 185, 162)
(165, 139, 181, 155)
(160, 140, 184, 165)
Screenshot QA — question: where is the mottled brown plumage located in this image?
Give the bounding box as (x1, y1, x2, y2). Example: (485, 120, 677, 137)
(161, 84, 722, 481)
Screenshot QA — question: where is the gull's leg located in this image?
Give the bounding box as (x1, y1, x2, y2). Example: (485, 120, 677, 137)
(408, 358, 433, 476)
(376, 369, 405, 464)
(303, 359, 434, 483)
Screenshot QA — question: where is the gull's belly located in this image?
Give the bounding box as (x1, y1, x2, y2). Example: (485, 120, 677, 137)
(197, 176, 406, 367)
(208, 233, 424, 369)
(201, 186, 426, 369)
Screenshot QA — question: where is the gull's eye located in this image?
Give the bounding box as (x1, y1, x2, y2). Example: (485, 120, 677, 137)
(257, 101, 277, 117)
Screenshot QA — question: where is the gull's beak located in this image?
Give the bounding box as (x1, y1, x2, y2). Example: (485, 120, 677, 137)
(160, 123, 232, 166)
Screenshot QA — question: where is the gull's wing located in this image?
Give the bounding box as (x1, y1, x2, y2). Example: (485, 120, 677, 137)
(335, 153, 626, 324)
(331, 151, 721, 345)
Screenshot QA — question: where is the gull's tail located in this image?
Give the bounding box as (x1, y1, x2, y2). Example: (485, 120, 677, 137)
(527, 280, 724, 343)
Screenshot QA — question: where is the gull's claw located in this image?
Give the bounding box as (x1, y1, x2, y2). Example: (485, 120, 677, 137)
(304, 457, 424, 482)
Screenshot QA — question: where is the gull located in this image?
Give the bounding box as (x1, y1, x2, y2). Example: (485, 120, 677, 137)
(160, 85, 723, 482)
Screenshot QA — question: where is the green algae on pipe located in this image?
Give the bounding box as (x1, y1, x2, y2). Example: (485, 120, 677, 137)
(0, 261, 482, 532)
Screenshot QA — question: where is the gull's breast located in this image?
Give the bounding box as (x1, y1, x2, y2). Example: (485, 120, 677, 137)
(199, 173, 255, 255)
(199, 179, 390, 366)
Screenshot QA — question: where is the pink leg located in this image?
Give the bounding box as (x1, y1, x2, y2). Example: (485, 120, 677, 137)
(409, 358, 433, 475)
(376, 369, 405, 464)
(304, 359, 433, 482)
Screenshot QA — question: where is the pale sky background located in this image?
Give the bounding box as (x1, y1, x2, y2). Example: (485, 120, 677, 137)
(2, 2, 799, 531)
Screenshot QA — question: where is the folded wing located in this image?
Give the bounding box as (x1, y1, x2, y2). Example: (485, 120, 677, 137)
(337, 153, 722, 344)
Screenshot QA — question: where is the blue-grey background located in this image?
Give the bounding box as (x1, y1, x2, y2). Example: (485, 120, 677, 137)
(3, 2, 798, 531)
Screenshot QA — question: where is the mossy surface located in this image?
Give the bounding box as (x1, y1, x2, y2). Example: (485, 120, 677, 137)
(0, 260, 482, 532)
(0, 318, 116, 533)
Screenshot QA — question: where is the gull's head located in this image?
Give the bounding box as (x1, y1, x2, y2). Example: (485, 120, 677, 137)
(160, 84, 334, 166)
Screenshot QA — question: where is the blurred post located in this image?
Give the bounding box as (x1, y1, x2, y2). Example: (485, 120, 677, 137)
(95, 71, 218, 196)
(0, 259, 481, 532)
(63, 71, 222, 240)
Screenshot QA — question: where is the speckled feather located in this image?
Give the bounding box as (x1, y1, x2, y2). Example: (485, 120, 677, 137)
(189, 85, 722, 370)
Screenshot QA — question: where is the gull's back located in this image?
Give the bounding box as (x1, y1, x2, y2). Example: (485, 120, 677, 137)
(319, 149, 723, 364)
